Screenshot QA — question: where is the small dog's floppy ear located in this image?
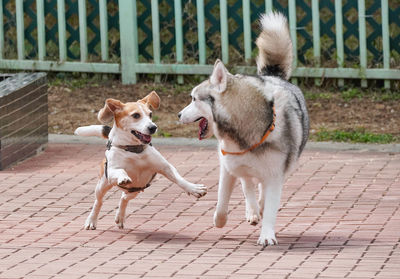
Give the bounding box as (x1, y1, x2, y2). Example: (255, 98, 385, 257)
(97, 98, 124, 123)
(140, 91, 160, 110)
(210, 59, 228, 93)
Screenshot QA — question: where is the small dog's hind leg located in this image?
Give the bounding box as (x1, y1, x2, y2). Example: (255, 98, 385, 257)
(257, 175, 284, 247)
(213, 165, 236, 228)
(240, 178, 260, 225)
(115, 191, 139, 229)
(85, 177, 113, 230)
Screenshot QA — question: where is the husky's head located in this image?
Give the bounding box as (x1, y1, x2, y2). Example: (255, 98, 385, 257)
(98, 91, 160, 145)
(178, 59, 230, 140)
(179, 60, 274, 148)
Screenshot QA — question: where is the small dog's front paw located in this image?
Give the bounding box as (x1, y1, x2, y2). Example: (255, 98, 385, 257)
(84, 217, 97, 230)
(117, 176, 132, 186)
(213, 211, 227, 228)
(187, 183, 207, 198)
(257, 232, 278, 247)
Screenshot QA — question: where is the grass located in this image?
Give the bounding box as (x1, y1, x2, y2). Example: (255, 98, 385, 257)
(312, 128, 396, 144)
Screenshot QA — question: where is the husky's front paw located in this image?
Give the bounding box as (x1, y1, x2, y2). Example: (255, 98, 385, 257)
(246, 210, 261, 226)
(186, 183, 207, 198)
(257, 232, 278, 247)
(84, 216, 97, 230)
(115, 213, 124, 229)
(213, 211, 227, 228)
(117, 176, 132, 186)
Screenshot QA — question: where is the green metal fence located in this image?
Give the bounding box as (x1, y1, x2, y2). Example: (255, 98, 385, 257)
(0, 0, 399, 87)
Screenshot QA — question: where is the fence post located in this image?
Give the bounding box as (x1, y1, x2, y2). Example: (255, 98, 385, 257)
(78, 0, 88, 62)
(288, 0, 297, 85)
(174, 0, 184, 84)
(37, 0, 46, 60)
(220, 0, 229, 64)
(0, 0, 4, 59)
(358, 0, 367, 88)
(57, 0, 67, 61)
(119, 0, 138, 84)
(243, 0, 251, 62)
(265, 0, 273, 13)
(381, 0, 390, 89)
(335, 0, 344, 87)
(312, 0, 320, 86)
(99, 0, 109, 61)
(16, 0, 24, 60)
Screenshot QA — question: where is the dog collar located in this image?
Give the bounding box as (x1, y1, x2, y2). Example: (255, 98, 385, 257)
(221, 105, 276, 156)
(106, 140, 150, 153)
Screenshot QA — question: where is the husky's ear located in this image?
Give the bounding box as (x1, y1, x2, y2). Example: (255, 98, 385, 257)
(140, 91, 160, 110)
(97, 98, 124, 123)
(210, 59, 228, 93)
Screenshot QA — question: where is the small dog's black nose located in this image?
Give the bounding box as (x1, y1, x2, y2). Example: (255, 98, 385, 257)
(148, 125, 157, 134)
(178, 112, 182, 119)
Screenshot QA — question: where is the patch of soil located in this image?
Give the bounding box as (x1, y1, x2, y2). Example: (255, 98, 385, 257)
(48, 81, 400, 140)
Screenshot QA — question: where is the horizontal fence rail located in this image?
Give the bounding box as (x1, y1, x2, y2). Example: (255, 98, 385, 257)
(0, 0, 399, 87)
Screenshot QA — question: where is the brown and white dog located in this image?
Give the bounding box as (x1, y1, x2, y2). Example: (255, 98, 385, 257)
(75, 91, 207, 230)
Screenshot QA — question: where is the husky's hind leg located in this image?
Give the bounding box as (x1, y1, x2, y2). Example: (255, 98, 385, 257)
(257, 175, 284, 246)
(240, 178, 260, 225)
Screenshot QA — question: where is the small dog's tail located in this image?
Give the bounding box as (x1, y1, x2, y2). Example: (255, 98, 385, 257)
(74, 125, 111, 139)
(256, 12, 293, 80)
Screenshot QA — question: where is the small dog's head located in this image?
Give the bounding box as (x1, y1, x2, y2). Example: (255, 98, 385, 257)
(98, 91, 160, 144)
(178, 59, 230, 140)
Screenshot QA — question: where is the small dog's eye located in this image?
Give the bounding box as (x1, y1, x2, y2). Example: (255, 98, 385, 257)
(149, 112, 152, 118)
(132, 113, 140, 119)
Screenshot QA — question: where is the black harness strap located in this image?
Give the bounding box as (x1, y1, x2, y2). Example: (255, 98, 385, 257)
(104, 140, 155, 193)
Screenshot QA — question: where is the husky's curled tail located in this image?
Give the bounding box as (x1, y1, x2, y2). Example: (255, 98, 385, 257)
(256, 12, 293, 80)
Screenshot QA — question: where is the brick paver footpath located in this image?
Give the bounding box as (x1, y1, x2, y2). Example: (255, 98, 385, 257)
(0, 143, 399, 279)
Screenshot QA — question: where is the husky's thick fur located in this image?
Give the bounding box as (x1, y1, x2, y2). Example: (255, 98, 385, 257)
(178, 12, 309, 246)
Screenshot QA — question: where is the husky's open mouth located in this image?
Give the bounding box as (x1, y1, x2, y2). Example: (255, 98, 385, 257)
(131, 130, 152, 144)
(197, 117, 209, 140)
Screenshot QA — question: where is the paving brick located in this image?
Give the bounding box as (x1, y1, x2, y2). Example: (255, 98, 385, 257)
(0, 143, 399, 278)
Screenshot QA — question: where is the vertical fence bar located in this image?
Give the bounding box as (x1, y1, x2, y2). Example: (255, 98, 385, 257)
(57, 0, 67, 61)
(265, 0, 273, 13)
(78, 0, 87, 62)
(16, 0, 24, 60)
(0, 0, 4, 59)
(99, 0, 108, 61)
(174, 0, 184, 84)
(243, 0, 251, 62)
(197, 0, 206, 64)
(119, 0, 138, 84)
(220, 0, 229, 64)
(381, 0, 390, 89)
(288, 0, 297, 85)
(358, 0, 367, 87)
(37, 0, 46, 60)
(312, 0, 321, 86)
(151, 0, 161, 82)
(335, 0, 344, 87)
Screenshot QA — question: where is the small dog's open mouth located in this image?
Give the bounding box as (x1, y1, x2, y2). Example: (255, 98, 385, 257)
(197, 117, 208, 140)
(131, 130, 152, 144)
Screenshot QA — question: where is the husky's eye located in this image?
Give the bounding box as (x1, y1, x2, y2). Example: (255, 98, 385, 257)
(132, 113, 140, 119)
(192, 97, 196, 102)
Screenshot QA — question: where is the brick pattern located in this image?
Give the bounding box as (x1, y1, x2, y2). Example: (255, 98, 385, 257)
(0, 73, 48, 170)
(0, 143, 399, 278)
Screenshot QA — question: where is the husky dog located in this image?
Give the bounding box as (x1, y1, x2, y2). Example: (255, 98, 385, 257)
(178, 12, 309, 246)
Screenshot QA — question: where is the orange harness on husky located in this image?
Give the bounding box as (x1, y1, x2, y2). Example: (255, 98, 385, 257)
(220, 105, 276, 156)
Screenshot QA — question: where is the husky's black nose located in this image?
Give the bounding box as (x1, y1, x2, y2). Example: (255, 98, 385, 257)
(148, 125, 157, 134)
(178, 112, 182, 119)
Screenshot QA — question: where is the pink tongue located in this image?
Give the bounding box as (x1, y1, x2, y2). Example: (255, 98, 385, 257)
(198, 118, 207, 140)
(142, 134, 151, 142)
